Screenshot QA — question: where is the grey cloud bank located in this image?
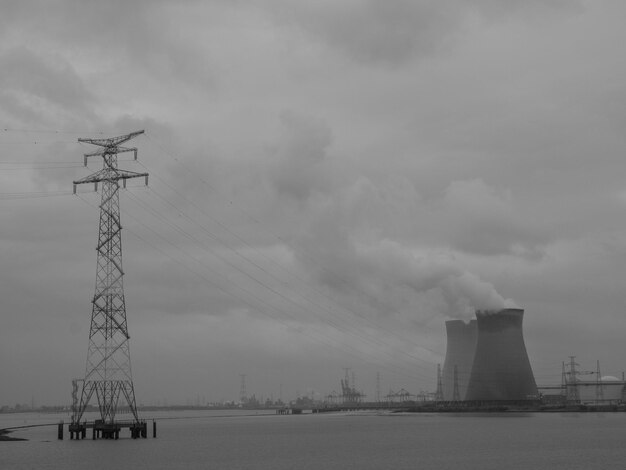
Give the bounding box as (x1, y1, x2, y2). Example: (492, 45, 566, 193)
(1, 0, 625, 406)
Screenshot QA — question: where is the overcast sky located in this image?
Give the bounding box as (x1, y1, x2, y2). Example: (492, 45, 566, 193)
(2, 0, 626, 407)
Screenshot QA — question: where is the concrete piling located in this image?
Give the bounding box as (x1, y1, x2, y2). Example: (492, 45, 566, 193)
(63, 419, 155, 441)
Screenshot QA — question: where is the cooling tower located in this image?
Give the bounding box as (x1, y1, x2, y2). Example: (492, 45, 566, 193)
(442, 320, 477, 401)
(465, 308, 537, 401)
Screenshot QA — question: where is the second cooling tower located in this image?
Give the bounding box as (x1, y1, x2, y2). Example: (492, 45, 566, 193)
(465, 308, 538, 401)
(442, 319, 477, 401)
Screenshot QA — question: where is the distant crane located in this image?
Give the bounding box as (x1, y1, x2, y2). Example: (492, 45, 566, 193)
(340, 368, 365, 404)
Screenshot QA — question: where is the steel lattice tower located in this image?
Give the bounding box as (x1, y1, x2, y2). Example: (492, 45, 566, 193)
(240, 374, 247, 404)
(71, 130, 148, 426)
(565, 356, 580, 404)
(595, 360, 604, 403)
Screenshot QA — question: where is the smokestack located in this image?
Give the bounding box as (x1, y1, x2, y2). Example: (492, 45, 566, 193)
(465, 308, 537, 401)
(442, 320, 477, 401)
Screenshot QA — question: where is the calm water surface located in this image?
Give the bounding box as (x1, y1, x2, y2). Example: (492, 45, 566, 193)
(2, 410, 626, 469)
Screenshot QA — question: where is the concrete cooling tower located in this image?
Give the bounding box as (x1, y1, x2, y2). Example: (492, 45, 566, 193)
(465, 308, 538, 401)
(442, 320, 477, 401)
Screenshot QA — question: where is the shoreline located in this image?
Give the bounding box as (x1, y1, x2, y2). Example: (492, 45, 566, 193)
(0, 423, 60, 442)
(0, 428, 27, 442)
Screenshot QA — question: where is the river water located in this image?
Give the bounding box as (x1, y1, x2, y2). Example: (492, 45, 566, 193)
(2, 410, 626, 469)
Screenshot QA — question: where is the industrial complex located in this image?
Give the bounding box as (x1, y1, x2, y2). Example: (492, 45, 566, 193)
(44, 133, 626, 441)
(309, 307, 626, 413)
(439, 308, 625, 408)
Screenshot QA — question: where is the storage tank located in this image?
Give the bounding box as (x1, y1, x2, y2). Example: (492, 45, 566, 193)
(442, 319, 477, 401)
(465, 308, 538, 401)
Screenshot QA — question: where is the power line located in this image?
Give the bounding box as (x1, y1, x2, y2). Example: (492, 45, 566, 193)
(0, 190, 73, 200)
(119, 182, 438, 380)
(139, 133, 442, 362)
(2, 127, 109, 135)
(138, 161, 439, 362)
(109, 204, 432, 384)
(2, 126, 440, 384)
(0, 161, 79, 164)
(76, 193, 401, 374)
(75, 185, 433, 383)
(0, 165, 84, 171)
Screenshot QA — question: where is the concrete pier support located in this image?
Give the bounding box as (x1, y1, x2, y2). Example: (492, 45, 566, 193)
(64, 419, 155, 441)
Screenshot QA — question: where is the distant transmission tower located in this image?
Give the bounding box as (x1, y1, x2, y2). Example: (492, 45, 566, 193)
(240, 374, 247, 404)
(565, 356, 580, 404)
(595, 360, 604, 403)
(71, 130, 148, 427)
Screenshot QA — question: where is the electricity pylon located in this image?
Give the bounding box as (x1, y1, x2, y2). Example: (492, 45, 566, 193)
(565, 356, 580, 404)
(240, 374, 247, 404)
(71, 130, 148, 426)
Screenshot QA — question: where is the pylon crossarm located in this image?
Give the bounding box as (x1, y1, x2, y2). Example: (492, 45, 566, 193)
(73, 169, 110, 186)
(78, 130, 145, 148)
(83, 146, 136, 158)
(74, 171, 147, 189)
(117, 169, 149, 182)
(73, 171, 148, 194)
(74, 169, 147, 186)
(82, 146, 138, 166)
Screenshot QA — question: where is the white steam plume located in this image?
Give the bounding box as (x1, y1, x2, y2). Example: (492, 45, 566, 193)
(307, 237, 517, 321)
